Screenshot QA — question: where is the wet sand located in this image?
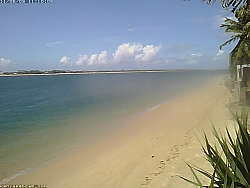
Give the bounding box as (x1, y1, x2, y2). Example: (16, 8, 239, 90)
(9, 75, 232, 188)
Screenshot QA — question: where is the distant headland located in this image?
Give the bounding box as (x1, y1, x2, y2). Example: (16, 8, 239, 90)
(0, 69, 228, 76)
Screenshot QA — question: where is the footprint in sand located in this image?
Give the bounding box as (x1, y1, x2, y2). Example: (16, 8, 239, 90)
(142, 128, 196, 186)
(195, 153, 201, 157)
(142, 140, 188, 185)
(141, 176, 152, 185)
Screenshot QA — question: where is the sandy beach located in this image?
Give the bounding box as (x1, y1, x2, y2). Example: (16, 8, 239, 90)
(9, 75, 233, 188)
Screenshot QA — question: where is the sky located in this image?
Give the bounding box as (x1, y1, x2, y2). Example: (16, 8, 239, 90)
(0, 0, 237, 71)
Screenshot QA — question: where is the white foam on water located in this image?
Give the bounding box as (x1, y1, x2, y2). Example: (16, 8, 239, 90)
(131, 98, 174, 121)
(145, 104, 162, 112)
(145, 98, 173, 113)
(0, 169, 28, 184)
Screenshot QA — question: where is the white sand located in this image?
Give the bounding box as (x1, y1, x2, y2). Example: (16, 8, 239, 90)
(10, 75, 233, 188)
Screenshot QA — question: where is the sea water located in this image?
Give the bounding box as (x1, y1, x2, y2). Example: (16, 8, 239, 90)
(0, 70, 227, 183)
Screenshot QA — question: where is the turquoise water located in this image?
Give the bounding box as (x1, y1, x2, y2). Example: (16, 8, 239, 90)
(0, 70, 227, 183)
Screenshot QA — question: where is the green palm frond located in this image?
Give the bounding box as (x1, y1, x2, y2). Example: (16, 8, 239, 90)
(180, 108, 250, 188)
(220, 35, 241, 50)
(244, 26, 250, 38)
(220, 6, 250, 66)
(222, 18, 239, 26)
(204, 0, 250, 13)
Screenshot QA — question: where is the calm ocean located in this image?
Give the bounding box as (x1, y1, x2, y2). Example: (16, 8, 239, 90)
(0, 70, 227, 183)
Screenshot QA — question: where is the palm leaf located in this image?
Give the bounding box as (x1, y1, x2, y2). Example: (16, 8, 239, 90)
(180, 108, 250, 187)
(179, 163, 204, 187)
(220, 5, 250, 66)
(220, 36, 240, 50)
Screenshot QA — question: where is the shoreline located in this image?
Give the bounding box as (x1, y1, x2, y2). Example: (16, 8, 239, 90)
(7, 75, 232, 187)
(0, 97, 176, 185)
(0, 69, 227, 77)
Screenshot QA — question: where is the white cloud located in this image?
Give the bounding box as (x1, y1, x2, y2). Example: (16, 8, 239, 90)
(97, 51, 108, 64)
(88, 54, 98, 65)
(0, 57, 14, 67)
(135, 45, 162, 62)
(187, 53, 202, 64)
(74, 43, 161, 67)
(113, 43, 143, 63)
(191, 53, 201, 57)
(112, 43, 161, 63)
(214, 49, 225, 60)
(127, 27, 139, 32)
(75, 51, 108, 66)
(87, 51, 108, 65)
(45, 41, 64, 47)
(75, 54, 89, 65)
(216, 50, 224, 56)
(60, 56, 70, 64)
(127, 28, 134, 32)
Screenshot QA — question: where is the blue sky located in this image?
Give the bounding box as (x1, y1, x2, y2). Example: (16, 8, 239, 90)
(0, 0, 236, 71)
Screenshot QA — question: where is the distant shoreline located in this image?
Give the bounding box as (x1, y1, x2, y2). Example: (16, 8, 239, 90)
(0, 69, 228, 77)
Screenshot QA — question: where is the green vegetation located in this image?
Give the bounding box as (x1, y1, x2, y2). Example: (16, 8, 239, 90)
(180, 108, 250, 187)
(220, 6, 250, 67)
(204, 0, 250, 13)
